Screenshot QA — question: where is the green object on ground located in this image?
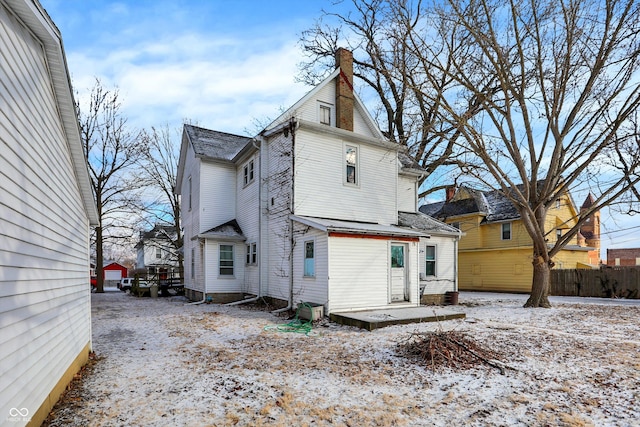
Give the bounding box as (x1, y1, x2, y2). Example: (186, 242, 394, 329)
(264, 302, 317, 336)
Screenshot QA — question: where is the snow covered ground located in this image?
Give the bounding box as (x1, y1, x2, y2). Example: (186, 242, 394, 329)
(45, 291, 640, 426)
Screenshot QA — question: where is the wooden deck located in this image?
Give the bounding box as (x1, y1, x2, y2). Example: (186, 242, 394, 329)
(329, 306, 465, 331)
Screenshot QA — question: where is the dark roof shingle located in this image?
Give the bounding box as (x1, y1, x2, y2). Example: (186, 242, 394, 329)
(184, 124, 253, 162)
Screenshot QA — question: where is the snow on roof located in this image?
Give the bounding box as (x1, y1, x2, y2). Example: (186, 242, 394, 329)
(198, 219, 245, 241)
(397, 211, 461, 235)
(184, 124, 253, 162)
(292, 215, 428, 238)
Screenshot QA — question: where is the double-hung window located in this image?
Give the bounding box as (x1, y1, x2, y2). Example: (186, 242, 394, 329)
(219, 244, 234, 276)
(501, 222, 512, 240)
(246, 243, 258, 265)
(425, 245, 436, 276)
(345, 145, 358, 185)
(156, 247, 162, 259)
(243, 160, 254, 186)
(304, 241, 315, 277)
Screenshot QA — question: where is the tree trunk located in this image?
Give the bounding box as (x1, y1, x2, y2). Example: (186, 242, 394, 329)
(524, 255, 551, 308)
(96, 225, 104, 293)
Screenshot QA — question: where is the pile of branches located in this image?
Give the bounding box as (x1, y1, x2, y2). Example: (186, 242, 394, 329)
(397, 330, 509, 374)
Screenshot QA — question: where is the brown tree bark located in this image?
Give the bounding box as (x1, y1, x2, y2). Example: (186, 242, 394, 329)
(524, 256, 552, 308)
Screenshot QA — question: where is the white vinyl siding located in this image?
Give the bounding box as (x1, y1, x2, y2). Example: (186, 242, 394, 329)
(266, 133, 294, 301)
(203, 240, 244, 293)
(0, 3, 92, 423)
(294, 131, 397, 225)
(397, 175, 417, 212)
(420, 235, 457, 295)
(292, 226, 328, 306)
(327, 237, 419, 313)
(236, 153, 260, 294)
(199, 161, 236, 233)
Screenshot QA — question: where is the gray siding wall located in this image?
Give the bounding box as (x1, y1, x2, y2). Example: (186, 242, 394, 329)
(0, 3, 91, 422)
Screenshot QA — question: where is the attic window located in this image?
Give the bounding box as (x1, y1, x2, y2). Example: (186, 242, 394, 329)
(318, 102, 333, 126)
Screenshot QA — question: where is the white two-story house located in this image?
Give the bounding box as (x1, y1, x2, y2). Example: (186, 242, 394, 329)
(135, 224, 180, 279)
(176, 49, 460, 314)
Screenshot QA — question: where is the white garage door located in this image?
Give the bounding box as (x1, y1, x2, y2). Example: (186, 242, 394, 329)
(105, 270, 122, 281)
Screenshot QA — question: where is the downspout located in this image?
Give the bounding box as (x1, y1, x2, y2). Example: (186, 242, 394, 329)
(272, 118, 297, 314)
(227, 138, 264, 307)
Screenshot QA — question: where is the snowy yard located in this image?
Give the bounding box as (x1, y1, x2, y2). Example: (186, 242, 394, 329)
(44, 291, 640, 426)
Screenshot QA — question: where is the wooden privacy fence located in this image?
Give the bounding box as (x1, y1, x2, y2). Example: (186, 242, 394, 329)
(551, 267, 640, 299)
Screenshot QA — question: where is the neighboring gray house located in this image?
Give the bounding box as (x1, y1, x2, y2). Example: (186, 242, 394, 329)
(0, 1, 98, 426)
(176, 48, 460, 314)
(135, 224, 180, 278)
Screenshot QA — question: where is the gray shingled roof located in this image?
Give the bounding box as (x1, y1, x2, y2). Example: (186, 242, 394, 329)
(397, 211, 460, 235)
(184, 124, 253, 162)
(420, 187, 521, 223)
(200, 219, 245, 240)
(398, 152, 423, 171)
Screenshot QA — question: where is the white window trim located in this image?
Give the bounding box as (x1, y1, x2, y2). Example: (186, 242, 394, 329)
(243, 159, 255, 187)
(425, 244, 437, 277)
(219, 244, 235, 277)
(246, 242, 258, 265)
(343, 142, 359, 187)
(317, 101, 334, 126)
(501, 222, 512, 240)
(303, 239, 316, 278)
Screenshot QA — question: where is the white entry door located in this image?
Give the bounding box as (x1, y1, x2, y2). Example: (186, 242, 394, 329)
(390, 244, 408, 302)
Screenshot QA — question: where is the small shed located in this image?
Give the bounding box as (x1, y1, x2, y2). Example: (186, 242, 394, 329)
(103, 262, 128, 282)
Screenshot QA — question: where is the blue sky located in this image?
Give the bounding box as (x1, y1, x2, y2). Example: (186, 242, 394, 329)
(41, 0, 343, 135)
(40, 0, 640, 258)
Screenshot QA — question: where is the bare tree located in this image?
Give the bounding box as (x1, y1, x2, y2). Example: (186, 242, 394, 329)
(78, 80, 148, 292)
(300, 0, 640, 307)
(137, 125, 183, 281)
(299, 0, 477, 197)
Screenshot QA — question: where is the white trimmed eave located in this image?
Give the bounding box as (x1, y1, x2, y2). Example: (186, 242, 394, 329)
(298, 119, 401, 151)
(7, 0, 99, 226)
(192, 234, 246, 242)
(291, 215, 429, 238)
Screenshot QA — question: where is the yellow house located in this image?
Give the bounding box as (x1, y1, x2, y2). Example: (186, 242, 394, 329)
(420, 187, 598, 293)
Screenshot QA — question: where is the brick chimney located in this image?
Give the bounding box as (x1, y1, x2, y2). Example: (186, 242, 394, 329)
(446, 186, 456, 202)
(335, 48, 354, 131)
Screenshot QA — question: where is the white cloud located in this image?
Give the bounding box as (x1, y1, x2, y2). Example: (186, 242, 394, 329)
(67, 29, 311, 135)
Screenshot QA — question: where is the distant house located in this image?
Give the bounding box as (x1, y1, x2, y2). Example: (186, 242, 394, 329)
(135, 224, 180, 279)
(103, 262, 129, 283)
(607, 248, 640, 266)
(0, 1, 98, 426)
(420, 186, 597, 293)
(176, 48, 461, 313)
